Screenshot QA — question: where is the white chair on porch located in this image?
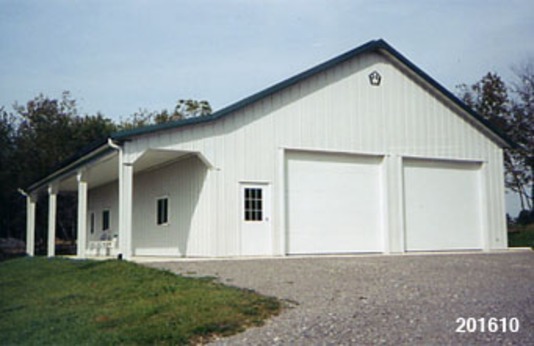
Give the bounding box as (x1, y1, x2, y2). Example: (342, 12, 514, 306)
(89, 232, 117, 257)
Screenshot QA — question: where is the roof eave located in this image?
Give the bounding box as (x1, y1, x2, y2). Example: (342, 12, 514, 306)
(112, 39, 386, 141)
(25, 39, 516, 193)
(26, 142, 115, 193)
(112, 39, 514, 148)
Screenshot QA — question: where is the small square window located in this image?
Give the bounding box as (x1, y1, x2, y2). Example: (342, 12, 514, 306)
(102, 210, 110, 231)
(157, 197, 169, 225)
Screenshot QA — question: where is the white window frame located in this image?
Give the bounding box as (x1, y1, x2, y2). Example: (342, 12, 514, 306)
(156, 196, 170, 226)
(102, 209, 111, 231)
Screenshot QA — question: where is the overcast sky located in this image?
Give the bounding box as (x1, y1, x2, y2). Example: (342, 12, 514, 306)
(1, 0, 533, 214)
(2, 0, 533, 119)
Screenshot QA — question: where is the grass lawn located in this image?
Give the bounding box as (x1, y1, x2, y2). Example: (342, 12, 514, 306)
(508, 223, 534, 248)
(0, 257, 281, 345)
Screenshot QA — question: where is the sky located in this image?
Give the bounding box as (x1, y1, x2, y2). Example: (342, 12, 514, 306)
(1, 0, 533, 214)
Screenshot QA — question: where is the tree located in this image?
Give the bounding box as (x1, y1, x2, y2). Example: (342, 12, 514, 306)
(13, 92, 77, 188)
(118, 108, 157, 131)
(12, 92, 118, 188)
(173, 99, 212, 120)
(0, 92, 118, 244)
(458, 69, 533, 212)
(0, 108, 17, 238)
(510, 63, 534, 210)
(1, 93, 212, 242)
(458, 73, 511, 131)
(118, 99, 212, 130)
(73, 113, 117, 147)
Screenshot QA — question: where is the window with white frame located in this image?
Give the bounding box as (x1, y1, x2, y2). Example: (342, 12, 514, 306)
(102, 209, 110, 231)
(156, 197, 169, 225)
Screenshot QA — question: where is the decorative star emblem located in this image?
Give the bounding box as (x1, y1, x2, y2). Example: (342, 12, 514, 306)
(369, 71, 382, 86)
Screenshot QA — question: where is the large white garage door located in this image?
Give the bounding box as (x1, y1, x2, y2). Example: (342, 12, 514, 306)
(403, 159, 483, 251)
(286, 151, 384, 254)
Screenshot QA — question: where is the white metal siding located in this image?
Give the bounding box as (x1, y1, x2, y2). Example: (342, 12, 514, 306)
(123, 50, 507, 256)
(132, 155, 211, 256)
(87, 182, 118, 242)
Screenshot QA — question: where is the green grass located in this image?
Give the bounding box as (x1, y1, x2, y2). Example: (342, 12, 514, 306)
(508, 223, 534, 248)
(0, 257, 281, 345)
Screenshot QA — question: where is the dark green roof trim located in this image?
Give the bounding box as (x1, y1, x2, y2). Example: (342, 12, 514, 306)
(111, 39, 384, 140)
(375, 41, 516, 148)
(110, 39, 514, 147)
(27, 39, 515, 192)
(26, 142, 114, 192)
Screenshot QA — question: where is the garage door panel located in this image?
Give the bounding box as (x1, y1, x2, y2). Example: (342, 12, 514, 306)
(286, 151, 384, 254)
(404, 160, 482, 251)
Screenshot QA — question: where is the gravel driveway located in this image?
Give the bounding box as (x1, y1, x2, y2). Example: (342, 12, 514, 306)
(144, 251, 533, 345)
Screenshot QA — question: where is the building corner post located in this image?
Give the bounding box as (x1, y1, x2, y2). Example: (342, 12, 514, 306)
(18, 189, 36, 256)
(26, 194, 36, 256)
(77, 171, 88, 258)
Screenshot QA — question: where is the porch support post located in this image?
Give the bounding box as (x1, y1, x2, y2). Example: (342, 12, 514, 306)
(118, 162, 133, 259)
(26, 195, 36, 256)
(47, 184, 58, 257)
(77, 171, 88, 258)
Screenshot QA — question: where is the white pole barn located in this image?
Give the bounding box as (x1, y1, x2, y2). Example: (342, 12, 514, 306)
(22, 40, 510, 259)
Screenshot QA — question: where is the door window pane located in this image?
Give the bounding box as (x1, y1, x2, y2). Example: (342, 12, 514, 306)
(244, 188, 263, 221)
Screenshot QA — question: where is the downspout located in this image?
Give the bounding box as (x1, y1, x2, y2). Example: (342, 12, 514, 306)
(107, 138, 122, 152)
(107, 138, 124, 259)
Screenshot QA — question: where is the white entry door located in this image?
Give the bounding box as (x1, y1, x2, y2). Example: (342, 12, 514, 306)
(241, 183, 272, 256)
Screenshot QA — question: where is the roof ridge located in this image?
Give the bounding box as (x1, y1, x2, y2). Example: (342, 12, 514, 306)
(27, 39, 515, 191)
(112, 37, 513, 148)
(111, 39, 386, 140)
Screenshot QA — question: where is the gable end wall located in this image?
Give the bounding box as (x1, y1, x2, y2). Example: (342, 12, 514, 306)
(121, 51, 506, 256)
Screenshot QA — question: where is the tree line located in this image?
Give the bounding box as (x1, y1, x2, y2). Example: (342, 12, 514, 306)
(457, 63, 533, 221)
(0, 93, 211, 251)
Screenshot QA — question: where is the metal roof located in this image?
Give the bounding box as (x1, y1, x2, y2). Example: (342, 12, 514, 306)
(109, 39, 514, 147)
(26, 39, 515, 192)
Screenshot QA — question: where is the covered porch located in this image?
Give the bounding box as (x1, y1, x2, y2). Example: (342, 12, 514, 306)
(22, 140, 212, 260)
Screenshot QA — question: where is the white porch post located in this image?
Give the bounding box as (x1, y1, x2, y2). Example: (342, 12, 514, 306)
(26, 195, 36, 256)
(77, 172, 88, 258)
(118, 162, 133, 259)
(47, 185, 58, 257)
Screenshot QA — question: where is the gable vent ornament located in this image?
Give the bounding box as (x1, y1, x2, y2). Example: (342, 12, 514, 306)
(369, 70, 382, 86)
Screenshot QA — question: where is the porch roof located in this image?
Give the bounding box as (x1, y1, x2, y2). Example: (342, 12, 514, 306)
(28, 146, 201, 193)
